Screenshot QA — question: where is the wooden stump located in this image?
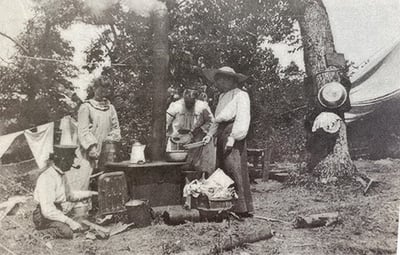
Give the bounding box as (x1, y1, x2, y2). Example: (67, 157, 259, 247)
(314, 121, 356, 182)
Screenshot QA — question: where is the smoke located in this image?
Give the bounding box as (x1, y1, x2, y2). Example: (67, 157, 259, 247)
(83, 0, 119, 17)
(83, 0, 166, 17)
(122, 0, 166, 17)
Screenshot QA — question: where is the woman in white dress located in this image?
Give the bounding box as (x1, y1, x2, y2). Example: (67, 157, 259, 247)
(66, 76, 121, 191)
(203, 66, 254, 217)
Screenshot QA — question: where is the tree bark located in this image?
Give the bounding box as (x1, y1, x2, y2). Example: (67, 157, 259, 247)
(150, 4, 169, 161)
(297, 0, 355, 181)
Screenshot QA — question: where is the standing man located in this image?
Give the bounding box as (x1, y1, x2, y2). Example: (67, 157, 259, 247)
(203, 66, 254, 217)
(66, 76, 121, 191)
(166, 85, 216, 174)
(33, 145, 97, 239)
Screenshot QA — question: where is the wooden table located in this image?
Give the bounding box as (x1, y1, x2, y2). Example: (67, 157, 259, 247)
(105, 161, 188, 206)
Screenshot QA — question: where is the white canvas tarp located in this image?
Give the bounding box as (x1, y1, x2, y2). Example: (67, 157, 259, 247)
(345, 40, 400, 123)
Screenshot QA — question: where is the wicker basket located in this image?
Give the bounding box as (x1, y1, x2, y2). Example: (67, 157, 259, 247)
(208, 198, 233, 210)
(191, 195, 233, 210)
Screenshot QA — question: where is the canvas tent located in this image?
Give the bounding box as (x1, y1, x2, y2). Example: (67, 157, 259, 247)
(345, 39, 400, 158)
(345, 39, 400, 123)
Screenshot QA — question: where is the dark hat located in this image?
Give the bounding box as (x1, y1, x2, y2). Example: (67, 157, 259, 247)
(53, 145, 78, 157)
(203, 66, 248, 83)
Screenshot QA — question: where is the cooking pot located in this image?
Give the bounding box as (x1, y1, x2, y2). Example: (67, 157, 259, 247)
(98, 141, 120, 171)
(71, 199, 91, 220)
(125, 199, 153, 228)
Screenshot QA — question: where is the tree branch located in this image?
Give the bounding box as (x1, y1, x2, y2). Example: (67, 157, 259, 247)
(0, 31, 30, 56)
(108, 23, 119, 52)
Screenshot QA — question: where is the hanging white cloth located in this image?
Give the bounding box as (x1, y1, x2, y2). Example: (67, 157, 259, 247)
(24, 122, 54, 169)
(60, 116, 78, 146)
(312, 112, 341, 134)
(0, 131, 24, 159)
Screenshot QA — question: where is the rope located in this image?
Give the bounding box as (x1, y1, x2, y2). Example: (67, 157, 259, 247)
(15, 55, 71, 64)
(1, 158, 35, 167)
(14, 55, 128, 67)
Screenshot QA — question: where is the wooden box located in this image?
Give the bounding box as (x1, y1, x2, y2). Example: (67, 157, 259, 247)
(128, 167, 182, 206)
(106, 161, 187, 207)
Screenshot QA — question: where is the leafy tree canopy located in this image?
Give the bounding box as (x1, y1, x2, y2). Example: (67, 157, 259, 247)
(0, 0, 81, 132)
(1, 0, 306, 160)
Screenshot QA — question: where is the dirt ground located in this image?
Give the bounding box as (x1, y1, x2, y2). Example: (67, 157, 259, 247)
(0, 159, 398, 255)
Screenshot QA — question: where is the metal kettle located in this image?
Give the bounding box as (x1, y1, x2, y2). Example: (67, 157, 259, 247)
(130, 141, 146, 164)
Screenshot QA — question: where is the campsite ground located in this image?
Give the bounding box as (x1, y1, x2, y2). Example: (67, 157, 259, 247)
(0, 159, 398, 255)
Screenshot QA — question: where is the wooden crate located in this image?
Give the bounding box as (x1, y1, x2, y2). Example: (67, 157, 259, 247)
(247, 148, 272, 182)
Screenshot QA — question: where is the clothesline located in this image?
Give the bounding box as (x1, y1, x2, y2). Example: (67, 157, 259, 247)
(14, 55, 129, 67)
(16, 55, 71, 63)
(0, 121, 59, 169)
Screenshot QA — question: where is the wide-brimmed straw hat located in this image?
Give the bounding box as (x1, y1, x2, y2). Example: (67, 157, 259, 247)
(317, 82, 347, 109)
(203, 66, 248, 83)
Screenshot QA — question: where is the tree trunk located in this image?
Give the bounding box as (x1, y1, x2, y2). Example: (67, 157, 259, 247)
(150, 4, 169, 161)
(298, 0, 355, 181)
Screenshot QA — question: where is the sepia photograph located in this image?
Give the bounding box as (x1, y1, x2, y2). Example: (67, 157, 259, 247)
(0, 0, 399, 254)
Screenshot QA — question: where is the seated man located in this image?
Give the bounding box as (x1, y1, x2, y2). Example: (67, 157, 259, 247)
(33, 145, 97, 239)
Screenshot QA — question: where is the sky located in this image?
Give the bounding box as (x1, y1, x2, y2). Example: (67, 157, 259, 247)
(270, 0, 400, 68)
(0, 0, 400, 96)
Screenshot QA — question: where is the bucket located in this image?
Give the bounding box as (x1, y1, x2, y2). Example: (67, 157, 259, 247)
(71, 199, 91, 220)
(125, 199, 153, 228)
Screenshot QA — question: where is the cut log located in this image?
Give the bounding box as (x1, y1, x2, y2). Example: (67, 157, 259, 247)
(293, 212, 339, 228)
(162, 206, 200, 225)
(213, 228, 273, 252)
(178, 228, 273, 254)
